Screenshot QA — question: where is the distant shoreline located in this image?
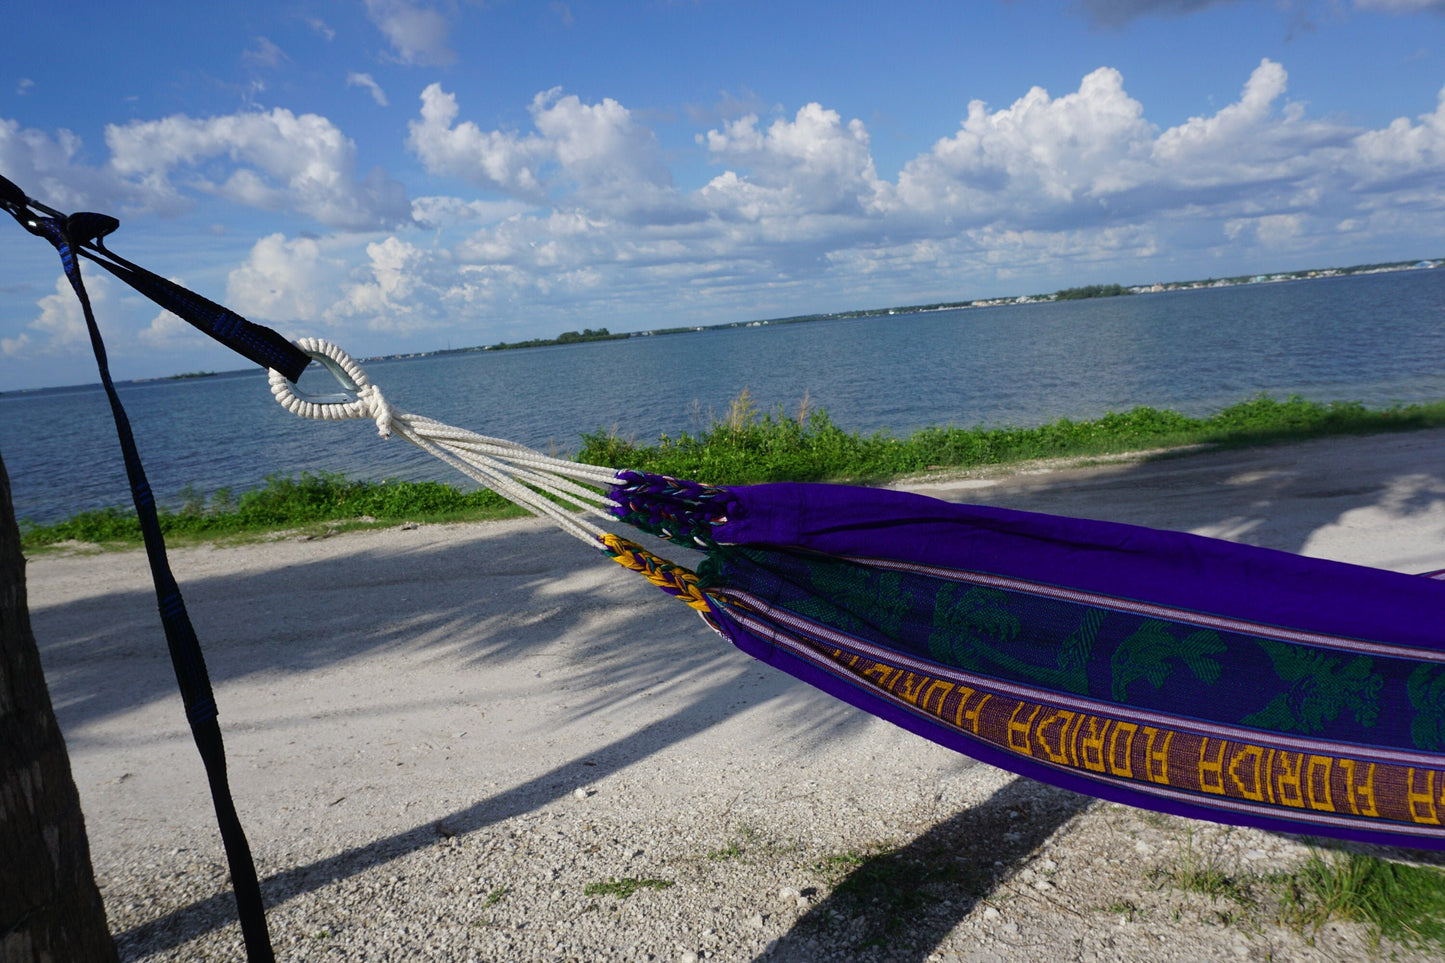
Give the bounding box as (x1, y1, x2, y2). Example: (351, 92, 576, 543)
(363, 255, 1442, 364)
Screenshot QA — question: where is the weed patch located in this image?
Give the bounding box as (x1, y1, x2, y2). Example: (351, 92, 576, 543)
(583, 877, 674, 899)
(1279, 850, 1445, 951)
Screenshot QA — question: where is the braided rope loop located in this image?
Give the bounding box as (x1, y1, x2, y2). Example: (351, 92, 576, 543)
(270, 338, 625, 545)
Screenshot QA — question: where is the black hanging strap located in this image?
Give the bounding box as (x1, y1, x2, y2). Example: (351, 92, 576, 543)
(2, 179, 278, 961)
(0, 175, 309, 382)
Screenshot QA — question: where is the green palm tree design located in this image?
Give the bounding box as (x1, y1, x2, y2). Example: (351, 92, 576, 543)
(1240, 640, 1382, 734)
(1407, 665, 1445, 750)
(788, 560, 913, 638)
(928, 586, 1101, 694)
(1110, 620, 1224, 702)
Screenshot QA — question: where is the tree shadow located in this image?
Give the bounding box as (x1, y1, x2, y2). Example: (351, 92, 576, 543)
(765, 778, 1093, 962)
(112, 670, 775, 956)
(29, 522, 861, 748)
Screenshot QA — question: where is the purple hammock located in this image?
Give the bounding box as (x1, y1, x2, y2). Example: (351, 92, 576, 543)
(10, 181, 1445, 862)
(608, 471, 1445, 851)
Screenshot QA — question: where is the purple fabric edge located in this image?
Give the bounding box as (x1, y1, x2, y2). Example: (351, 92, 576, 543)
(705, 603, 1445, 853)
(714, 482, 1445, 650)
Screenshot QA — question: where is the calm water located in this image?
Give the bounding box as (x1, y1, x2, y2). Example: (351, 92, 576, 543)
(4, 269, 1445, 524)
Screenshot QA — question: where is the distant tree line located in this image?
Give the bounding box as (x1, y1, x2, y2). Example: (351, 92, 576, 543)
(489, 327, 627, 351)
(1054, 283, 1133, 300)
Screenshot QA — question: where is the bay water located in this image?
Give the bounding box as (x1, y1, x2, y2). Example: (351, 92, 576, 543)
(4, 268, 1445, 525)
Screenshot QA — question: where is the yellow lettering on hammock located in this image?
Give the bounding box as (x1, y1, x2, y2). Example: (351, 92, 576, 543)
(1199, 739, 1228, 796)
(1274, 751, 1304, 809)
(1035, 710, 1074, 765)
(1408, 770, 1440, 825)
(1108, 722, 1137, 779)
(1340, 760, 1379, 818)
(1080, 718, 1108, 773)
(1008, 704, 1040, 756)
(1228, 744, 1267, 802)
(1305, 756, 1335, 812)
(1143, 727, 1173, 786)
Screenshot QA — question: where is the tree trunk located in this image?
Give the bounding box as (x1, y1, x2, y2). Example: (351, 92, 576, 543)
(0, 450, 117, 962)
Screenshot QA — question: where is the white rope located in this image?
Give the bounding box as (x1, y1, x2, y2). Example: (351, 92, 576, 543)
(269, 338, 623, 546)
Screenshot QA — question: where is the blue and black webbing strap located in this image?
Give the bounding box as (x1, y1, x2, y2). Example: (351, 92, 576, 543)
(1, 178, 279, 961)
(0, 175, 309, 382)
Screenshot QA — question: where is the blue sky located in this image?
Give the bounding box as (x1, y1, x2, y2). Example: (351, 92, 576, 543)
(3, 0, 1445, 389)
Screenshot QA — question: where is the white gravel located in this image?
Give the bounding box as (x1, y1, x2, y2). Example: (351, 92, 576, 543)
(26, 429, 1445, 961)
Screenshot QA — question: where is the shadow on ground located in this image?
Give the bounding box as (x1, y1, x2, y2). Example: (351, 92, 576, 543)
(765, 779, 1093, 962)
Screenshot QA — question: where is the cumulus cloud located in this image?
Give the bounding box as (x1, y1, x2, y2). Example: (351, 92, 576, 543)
(0, 117, 132, 211)
(105, 108, 412, 230)
(897, 66, 1153, 222)
(1348, 84, 1445, 190)
(700, 103, 889, 219)
(225, 233, 358, 327)
(407, 85, 682, 221)
(1, 274, 111, 358)
(347, 72, 390, 107)
(15, 57, 1445, 367)
(365, 0, 455, 66)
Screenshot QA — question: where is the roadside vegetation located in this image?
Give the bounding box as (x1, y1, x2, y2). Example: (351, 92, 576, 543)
(20, 392, 1445, 551)
(575, 391, 1445, 486)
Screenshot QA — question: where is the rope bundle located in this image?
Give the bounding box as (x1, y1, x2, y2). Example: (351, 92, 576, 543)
(269, 338, 623, 545)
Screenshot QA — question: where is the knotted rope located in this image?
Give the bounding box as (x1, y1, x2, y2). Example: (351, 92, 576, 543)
(270, 338, 624, 546)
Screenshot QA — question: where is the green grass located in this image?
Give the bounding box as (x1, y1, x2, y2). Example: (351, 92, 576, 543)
(582, 877, 674, 898)
(1156, 829, 1258, 922)
(576, 392, 1445, 487)
(20, 472, 527, 550)
(1279, 850, 1445, 950)
(22, 392, 1445, 550)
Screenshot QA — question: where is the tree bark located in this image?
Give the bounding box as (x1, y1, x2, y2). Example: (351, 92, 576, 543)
(0, 450, 117, 962)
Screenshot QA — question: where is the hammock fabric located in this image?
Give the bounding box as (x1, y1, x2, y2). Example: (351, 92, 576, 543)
(7, 176, 1445, 864)
(608, 473, 1445, 850)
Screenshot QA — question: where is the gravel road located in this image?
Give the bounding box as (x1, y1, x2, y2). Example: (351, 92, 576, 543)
(26, 429, 1445, 961)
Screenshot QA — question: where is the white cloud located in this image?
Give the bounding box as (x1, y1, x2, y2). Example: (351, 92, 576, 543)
(1348, 85, 1445, 189)
(139, 307, 193, 348)
(347, 72, 390, 108)
(15, 78, 33, 96)
(364, 0, 455, 66)
(305, 17, 336, 41)
(225, 233, 356, 326)
(408, 85, 549, 198)
(242, 36, 289, 70)
(407, 85, 682, 220)
(897, 66, 1153, 221)
(105, 108, 412, 230)
(1, 274, 111, 358)
(700, 103, 889, 218)
(0, 117, 138, 212)
(410, 194, 533, 227)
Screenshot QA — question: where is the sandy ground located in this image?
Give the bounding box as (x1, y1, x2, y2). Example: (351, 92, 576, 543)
(22, 428, 1445, 962)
